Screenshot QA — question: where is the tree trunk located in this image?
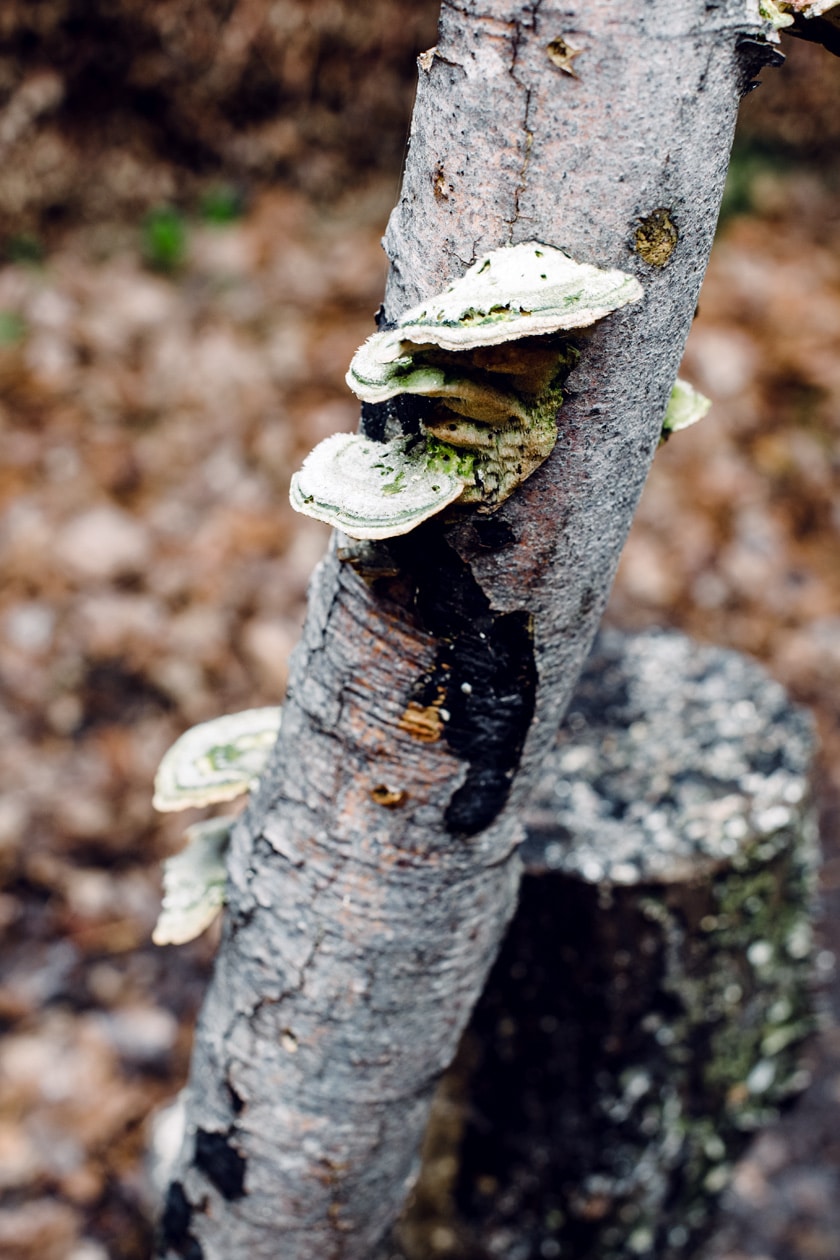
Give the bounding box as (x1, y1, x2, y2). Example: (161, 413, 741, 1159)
(159, 4, 779, 1257)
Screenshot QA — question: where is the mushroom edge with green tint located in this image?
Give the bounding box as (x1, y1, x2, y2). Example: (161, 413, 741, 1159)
(153, 818, 233, 946)
(153, 706, 283, 812)
(660, 378, 711, 442)
(290, 431, 472, 541)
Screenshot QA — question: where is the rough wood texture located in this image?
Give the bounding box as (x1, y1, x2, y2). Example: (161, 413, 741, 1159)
(388, 631, 819, 1259)
(159, 4, 778, 1257)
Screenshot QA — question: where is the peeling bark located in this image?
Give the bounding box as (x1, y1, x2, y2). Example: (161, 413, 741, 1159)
(159, 4, 780, 1257)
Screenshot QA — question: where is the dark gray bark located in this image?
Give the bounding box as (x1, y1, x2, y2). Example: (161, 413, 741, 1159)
(159, 4, 779, 1257)
(387, 630, 819, 1260)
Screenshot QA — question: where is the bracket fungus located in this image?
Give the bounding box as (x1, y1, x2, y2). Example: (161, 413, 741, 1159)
(661, 378, 712, 440)
(153, 818, 232, 946)
(153, 706, 282, 812)
(291, 242, 643, 540)
(352, 243, 642, 357)
(290, 432, 472, 540)
(152, 707, 281, 944)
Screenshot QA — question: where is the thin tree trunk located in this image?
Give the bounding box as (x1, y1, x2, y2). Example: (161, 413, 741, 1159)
(159, 4, 779, 1257)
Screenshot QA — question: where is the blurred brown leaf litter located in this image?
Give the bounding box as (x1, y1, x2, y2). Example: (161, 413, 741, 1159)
(0, 7, 839, 1257)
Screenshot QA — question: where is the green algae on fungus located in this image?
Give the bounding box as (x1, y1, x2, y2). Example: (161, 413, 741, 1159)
(289, 431, 472, 540)
(754, 0, 839, 27)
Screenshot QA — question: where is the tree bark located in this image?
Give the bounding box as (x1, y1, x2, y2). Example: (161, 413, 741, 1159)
(159, 4, 779, 1257)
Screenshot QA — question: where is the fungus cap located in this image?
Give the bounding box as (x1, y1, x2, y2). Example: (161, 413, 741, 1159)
(153, 706, 282, 812)
(349, 241, 643, 377)
(662, 378, 711, 435)
(289, 432, 470, 540)
(152, 818, 231, 945)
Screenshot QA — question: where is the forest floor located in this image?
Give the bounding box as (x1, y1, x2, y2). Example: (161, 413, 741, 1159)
(1, 64, 840, 1260)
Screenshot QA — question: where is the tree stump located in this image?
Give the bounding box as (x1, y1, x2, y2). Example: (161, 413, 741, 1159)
(389, 629, 819, 1260)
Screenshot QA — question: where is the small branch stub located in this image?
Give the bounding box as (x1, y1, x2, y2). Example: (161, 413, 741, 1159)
(546, 36, 583, 76)
(634, 209, 679, 268)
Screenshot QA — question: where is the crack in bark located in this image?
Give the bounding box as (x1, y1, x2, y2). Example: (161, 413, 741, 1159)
(523, 0, 543, 27)
(212, 921, 327, 1135)
(511, 93, 533, 240)
(508, 15, 535, 239)
(441, 1, 487, 19)
(444, 0, 543, 24)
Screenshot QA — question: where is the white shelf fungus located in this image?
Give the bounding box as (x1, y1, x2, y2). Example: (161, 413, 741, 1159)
(346, 350, 530, 423)
(290, 432, 470, 541)
(349, 242, 643, 369)
(153, 818, 232, 946)
(661, 379, 712, 438)
(153, 706, 282, 812)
